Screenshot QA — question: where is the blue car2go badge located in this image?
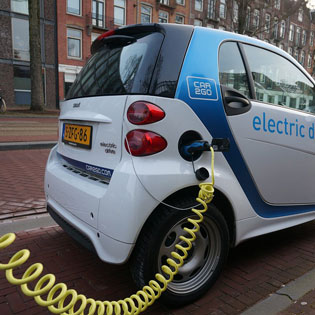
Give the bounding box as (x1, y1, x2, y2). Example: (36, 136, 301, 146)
(186, 76, 218, 101)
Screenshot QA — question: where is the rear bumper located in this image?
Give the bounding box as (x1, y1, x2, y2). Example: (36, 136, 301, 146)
(44, 145, 160, 264)
(46, 196, 133, 264)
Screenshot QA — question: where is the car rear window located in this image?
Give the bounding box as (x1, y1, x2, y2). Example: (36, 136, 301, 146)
(67, 32, 164, 99)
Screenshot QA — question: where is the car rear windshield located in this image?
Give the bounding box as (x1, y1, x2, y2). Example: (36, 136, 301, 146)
(66, 32, 164, 99)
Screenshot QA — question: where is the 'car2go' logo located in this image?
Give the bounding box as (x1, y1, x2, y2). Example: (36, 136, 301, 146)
(187, 76, 218, 101)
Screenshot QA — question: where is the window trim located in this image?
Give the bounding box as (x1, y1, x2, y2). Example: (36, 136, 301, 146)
(67, 27, 82, 60)
(175, 13, 185, 24)
(66, 0, 82, 16)
(159, 10, 169, 23)
(92, 0, 105, 28)
(176, 0, 185, 5)
(114, 0, 126, 26)
(195, 0, 203, 12)
(141, 4, 152, 23)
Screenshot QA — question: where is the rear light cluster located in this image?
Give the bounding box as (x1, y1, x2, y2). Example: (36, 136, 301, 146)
(125, 101, 167, 156)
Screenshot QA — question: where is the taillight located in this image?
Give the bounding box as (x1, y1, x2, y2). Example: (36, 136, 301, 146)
(127, 101, 165, 125)
(125, 130, 167, 156)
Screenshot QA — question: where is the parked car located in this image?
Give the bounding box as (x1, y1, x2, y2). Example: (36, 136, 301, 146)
(45, 23, 315, 306)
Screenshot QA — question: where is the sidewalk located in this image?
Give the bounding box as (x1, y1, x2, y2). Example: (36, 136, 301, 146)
(0, 108, 59, 149)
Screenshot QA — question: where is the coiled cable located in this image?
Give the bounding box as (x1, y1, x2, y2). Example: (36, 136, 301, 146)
(0, 147, 215, 314)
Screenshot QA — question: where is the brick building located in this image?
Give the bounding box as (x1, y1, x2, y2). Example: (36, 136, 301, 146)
(0, 0, 57, 108)
(0, 0, 314, 107)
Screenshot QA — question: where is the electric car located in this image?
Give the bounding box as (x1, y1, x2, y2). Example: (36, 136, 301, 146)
(45, 23, 315, 305)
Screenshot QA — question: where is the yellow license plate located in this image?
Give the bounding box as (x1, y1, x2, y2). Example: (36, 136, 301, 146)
(62, 123, 92, 149)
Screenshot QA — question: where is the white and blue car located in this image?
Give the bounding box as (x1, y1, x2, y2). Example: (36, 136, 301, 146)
(45, 23, 315, 305)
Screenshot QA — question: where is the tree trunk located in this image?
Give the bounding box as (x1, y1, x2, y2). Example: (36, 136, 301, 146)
(29, 0, 44, 111)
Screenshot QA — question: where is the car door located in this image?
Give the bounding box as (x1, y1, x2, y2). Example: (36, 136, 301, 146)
(220, 41, 315, 207)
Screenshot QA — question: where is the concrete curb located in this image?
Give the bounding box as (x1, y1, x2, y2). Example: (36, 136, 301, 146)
(0, 213, 57, 234)
(241, 268, 315, 314)
(0, 141, 57, 151)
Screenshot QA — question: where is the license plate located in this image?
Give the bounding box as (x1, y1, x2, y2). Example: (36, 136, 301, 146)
(62, 123, 92, 149)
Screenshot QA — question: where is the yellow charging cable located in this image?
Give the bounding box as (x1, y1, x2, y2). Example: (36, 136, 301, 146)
(0, 147, 215, 315)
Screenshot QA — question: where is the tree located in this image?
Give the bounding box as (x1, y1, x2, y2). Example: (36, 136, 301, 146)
(29, 0, 44, 111)
(228, 0, 307, 36)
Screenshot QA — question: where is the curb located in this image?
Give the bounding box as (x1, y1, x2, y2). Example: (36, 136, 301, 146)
(241, 268, 315, 315)
(0, 213, 57, 234)
(0, 141, 57, 151)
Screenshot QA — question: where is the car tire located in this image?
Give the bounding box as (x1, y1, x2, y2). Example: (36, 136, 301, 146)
(130, 196, 230, 306)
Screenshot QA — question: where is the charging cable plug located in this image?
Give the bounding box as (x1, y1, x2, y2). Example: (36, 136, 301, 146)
(182, 140, 210, 156)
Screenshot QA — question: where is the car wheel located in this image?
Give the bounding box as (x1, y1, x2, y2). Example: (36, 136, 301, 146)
(130, 197, 230, 306)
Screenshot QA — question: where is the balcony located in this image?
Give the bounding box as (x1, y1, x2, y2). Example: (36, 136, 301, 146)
(85, 13, 115, 35)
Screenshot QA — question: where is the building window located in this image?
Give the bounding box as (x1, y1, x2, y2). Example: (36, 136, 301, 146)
(114, 0, 126, 25)
(67, 0, 81, 15)
(300, 50, 305, 66)
(253, 9, 260, 28)
(194, 19, 202, 26)
(195, 0, 203, 11)
(219, 0, 226, 19)
(246, 6, 250, 29)
(176, 0, 185, 5)
(308, 53, 312, 68)
(298, 8, 303, 22)
(233, 1, 238, 23)
(13, 65, 31, 105)
(207, 24, 214, 28)
(67, 28, 82, 59)
(91, 32, 99, 44)
(274, 0, 280, 10)
(279, 43, 284, 50)
(208, 0, 215, 19)
(11, 0, 28, 14)
(302, 30, 307, 46)
(272, 17, 278, 39)
(265, 14, 270, 33)
(296, 27, 301, 46)
(12, 18, 29, 61)
(289, 24, 294, 41)
(310, 31, 314, 46)
(159, 10, 168, 23)
(288, 47, 292, 55)
(175, 14, 185, 24)
(294, 49, 299, 60)
(141, 5, 152, 23)
(280, 20, 285, 38)
(160, 0, 169, 5)
(92, 0, 105, 28)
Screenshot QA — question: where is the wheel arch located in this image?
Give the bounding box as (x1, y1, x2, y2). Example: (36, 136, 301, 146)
(135, 185, 236, 249)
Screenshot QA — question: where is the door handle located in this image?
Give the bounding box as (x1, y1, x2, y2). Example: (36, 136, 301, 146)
(221, 86, 252, 116)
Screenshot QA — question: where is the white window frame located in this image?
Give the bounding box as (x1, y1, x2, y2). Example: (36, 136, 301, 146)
(289, 24, 294, 41)
(195, 0, 203, 11)
(233, 1, 238, 23)
(298, 8, 303, 22)
(67, 0, 81, 16)
(159, 10, 169, 23)
(300, 50, 305, 66)
(274, 0, 280, 10)
(114, 0, 126, 26)
(265, 13, 270, 33)
(92, 0, 105, 28)
(246, 6, 250, 29)
(280, 20, 285, 38)
(307, 53, 312, 68)
(219, 0, 226, 19)
(67, 28, 82, 59)
(288, 47, 293, 56)
(253, 9, 260, 28)
(208, 0, 215, 19)
(296, 27, 301, 46)
(141, 4, 152, 23)
(302, 30, 307, 46)
(176, 0, 185, 5)
(175, 14, 185, 24)
(310, 31, 314, 46)
(160, 0, 169, 5)
(194, 19, 203, 26)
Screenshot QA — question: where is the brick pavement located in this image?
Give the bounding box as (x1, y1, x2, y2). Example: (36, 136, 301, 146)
(0, 149, 49, 220)
(1, 220, 315, 314)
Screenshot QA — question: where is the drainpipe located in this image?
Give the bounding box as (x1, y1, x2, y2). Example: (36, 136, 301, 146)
(54, 0, 59, 109)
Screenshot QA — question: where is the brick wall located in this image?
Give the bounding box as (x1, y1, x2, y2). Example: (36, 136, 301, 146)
(45, 68, 56, 108)
(0, 64, 14, 107)
(0, 14, 12, 60)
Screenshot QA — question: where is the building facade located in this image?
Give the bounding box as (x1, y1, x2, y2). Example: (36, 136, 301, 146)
(0, 0, 314, 107)
(0, 0, 57, 108)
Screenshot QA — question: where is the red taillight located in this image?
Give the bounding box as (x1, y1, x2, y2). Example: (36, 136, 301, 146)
(125, 130, 167, 156)
(97, 29, 115, 41)
(127, 102, 165, 125)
